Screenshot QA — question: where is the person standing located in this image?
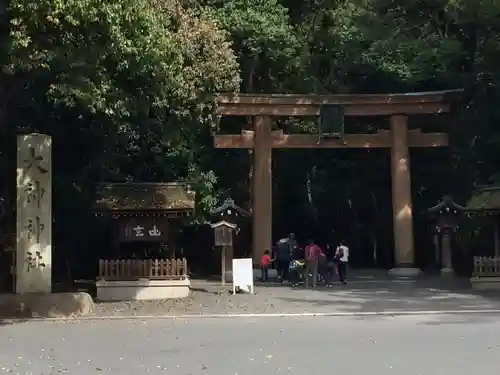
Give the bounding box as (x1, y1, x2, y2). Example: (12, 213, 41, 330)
(260, 250, 273, 282)
(335, 241, 349, 284)
(276, 233, 299, 283)
(287, 233, 300, 261)
(275, 238, 290, 282)
(318, 247, 328, 285)
(304, 239, 322, 288)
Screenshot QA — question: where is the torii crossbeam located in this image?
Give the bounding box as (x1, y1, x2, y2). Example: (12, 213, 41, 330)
(214, 90, 462, 276)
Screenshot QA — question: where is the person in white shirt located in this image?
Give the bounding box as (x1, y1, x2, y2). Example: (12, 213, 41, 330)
(335, 241, 349, 284)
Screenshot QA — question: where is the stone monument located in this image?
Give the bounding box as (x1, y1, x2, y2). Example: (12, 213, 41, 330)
(16, 133, 52, 294)
(0, 134, 94, 318)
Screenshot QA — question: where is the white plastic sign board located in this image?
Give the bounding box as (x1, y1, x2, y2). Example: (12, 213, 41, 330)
(232, 258, 254, 294)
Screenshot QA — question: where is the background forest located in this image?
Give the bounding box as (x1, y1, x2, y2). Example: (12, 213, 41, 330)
(0, 0, 499, 280)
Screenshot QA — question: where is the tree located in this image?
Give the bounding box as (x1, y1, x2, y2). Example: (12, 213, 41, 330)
(1, 0, 240, 279)
(204, 0, 306, 92)
(5, 0, 239, 197)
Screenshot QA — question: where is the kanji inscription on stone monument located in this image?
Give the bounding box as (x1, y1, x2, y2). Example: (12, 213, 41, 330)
(24, 181, 46, 209)
(16, 134, 52, 294)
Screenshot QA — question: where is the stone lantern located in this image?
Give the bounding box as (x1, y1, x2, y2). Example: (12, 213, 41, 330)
(210, 198, 249, 285)
(426, 195, 465, 275)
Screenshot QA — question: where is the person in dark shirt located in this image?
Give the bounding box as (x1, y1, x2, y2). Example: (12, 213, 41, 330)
(287, 233, 300, 257)
(275, 238, 290, 281)
(275, 233, 299, 283)
(322, 244, 336, 286)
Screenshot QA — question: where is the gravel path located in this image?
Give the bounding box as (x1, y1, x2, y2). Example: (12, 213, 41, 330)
(91, 279, 500, 317)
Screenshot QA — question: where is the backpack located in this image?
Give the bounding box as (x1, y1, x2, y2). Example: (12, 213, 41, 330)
(334, 246, 344, 261)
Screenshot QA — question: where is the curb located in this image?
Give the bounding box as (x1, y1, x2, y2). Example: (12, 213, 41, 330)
(2, 309, 500, 323)
(194, 279, 420, 286)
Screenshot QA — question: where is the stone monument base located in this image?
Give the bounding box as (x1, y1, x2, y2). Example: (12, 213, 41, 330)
(96, 279, 190, 301)
(388, 267, 422, 278)
(0, 292, 94, 319)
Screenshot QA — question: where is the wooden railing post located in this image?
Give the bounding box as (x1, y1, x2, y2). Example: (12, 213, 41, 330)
(97, 258, 189, 280)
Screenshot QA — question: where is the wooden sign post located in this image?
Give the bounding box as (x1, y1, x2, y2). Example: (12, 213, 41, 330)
(214, 90, 462, 276)
(210, 198, 249, 285)
(210, 221, 237, 285)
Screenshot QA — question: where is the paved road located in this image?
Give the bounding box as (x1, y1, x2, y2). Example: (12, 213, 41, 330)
(2, 313, 500, 374)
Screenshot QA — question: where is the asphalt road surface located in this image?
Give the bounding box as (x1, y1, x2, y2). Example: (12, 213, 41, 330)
(1, 313, 500, 375)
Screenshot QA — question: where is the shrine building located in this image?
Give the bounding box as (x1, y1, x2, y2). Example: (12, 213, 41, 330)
(93, 182, 195, 260)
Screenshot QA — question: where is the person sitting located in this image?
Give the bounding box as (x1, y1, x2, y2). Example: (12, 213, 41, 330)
(289, 258, 305, 288)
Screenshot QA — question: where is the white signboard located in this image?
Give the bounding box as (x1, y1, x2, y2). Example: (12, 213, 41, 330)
(232, 258, 254, 294)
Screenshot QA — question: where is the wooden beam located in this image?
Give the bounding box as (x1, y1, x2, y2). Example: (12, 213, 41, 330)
(214, 129, 448, 149)
(218, 102, 450, 117)
(218, 90, 463, 105)
(217, 89, 463, 116)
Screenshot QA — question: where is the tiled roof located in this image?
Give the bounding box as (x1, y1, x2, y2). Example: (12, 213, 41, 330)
(94, 182, 195, 212)
(465, 185, 500, 212)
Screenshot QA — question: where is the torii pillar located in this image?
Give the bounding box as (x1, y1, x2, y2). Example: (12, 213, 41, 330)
(388, 115, 417, 276)
(253, 116, 273, 266)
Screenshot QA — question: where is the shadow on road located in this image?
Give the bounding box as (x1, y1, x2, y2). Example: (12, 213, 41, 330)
(0, 318, 29, 327)
(269, 278, 500, 314)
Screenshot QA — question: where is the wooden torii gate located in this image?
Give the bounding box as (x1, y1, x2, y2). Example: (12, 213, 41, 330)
(214, 90, 462, 276)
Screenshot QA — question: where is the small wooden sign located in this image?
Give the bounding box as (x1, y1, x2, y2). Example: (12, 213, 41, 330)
(210, 221, 237, 246)
(116, 217, 170, 242)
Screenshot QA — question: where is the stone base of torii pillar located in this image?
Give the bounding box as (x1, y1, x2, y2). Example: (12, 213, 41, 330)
(440, 268, 455, 277)
(388, 266, 422, 278)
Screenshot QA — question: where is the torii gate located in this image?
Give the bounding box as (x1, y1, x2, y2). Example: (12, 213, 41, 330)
(214, 90, 462, 276)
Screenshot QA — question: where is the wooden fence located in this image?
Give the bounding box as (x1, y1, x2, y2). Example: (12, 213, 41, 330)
(98, 258, 188, 280)
(472, 256, 500, 277)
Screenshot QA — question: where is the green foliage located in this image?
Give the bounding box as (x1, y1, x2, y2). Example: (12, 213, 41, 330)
(206, 0, 306, 91)
(7, 0, 239, 119)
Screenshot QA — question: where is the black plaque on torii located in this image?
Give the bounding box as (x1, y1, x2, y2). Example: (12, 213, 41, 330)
(318, 104, 345, 143)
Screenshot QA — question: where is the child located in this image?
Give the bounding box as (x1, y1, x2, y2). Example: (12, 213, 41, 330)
(289, 258, 305, 287)
(260, 250, 273, 282)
